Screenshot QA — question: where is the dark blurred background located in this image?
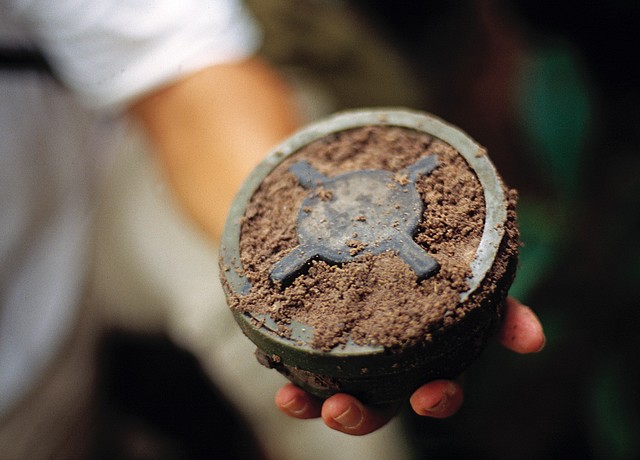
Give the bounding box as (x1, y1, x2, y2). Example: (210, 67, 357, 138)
(332, 1, 640, 458)
(95, 1, 640, 458)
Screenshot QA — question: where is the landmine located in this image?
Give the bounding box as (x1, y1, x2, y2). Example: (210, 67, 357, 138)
(220, 109, 519, 404)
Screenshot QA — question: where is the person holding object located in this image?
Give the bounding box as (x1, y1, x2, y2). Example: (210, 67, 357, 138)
(276, 296, 544, 435)
(0, 0, 544, 454)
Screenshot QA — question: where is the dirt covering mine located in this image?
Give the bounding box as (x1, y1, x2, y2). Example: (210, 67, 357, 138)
(229, 125, 518, 351)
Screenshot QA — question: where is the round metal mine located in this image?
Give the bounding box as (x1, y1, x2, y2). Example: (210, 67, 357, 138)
(219, 109, 509, 399)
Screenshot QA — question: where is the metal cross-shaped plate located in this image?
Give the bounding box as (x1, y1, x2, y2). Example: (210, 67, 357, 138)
(270, 155, 440, 284)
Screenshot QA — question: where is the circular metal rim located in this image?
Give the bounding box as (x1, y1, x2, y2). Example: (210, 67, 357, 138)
(220, 108, 507, 362)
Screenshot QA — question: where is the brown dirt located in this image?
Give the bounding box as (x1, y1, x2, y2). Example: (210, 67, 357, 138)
(230, 125, 517, 351)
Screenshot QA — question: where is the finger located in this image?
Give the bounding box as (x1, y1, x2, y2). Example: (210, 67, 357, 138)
(499, 296, 546, 354)
(321, 393, 398, 436)
(275, 383, 323, 419)
(409, 380, 464, 418)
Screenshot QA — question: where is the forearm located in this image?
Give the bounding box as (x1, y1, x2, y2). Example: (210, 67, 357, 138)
(129, 57, 300, 241)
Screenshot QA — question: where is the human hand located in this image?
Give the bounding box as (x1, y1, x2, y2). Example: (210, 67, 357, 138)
(275, 296, 545, 435)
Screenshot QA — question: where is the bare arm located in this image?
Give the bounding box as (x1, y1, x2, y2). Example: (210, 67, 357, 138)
(129, 56, 300, 241)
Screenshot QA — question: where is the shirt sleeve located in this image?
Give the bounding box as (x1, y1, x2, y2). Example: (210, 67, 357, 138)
(6, 0, 262, 110)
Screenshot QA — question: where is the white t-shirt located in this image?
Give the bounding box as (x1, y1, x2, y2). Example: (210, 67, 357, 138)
(0, 0, 260, 416)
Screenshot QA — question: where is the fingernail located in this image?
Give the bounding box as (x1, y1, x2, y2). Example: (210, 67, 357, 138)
(425, 383, 456, 416)
(282, 396, 307, 416)
(333, 404, 364, 430)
